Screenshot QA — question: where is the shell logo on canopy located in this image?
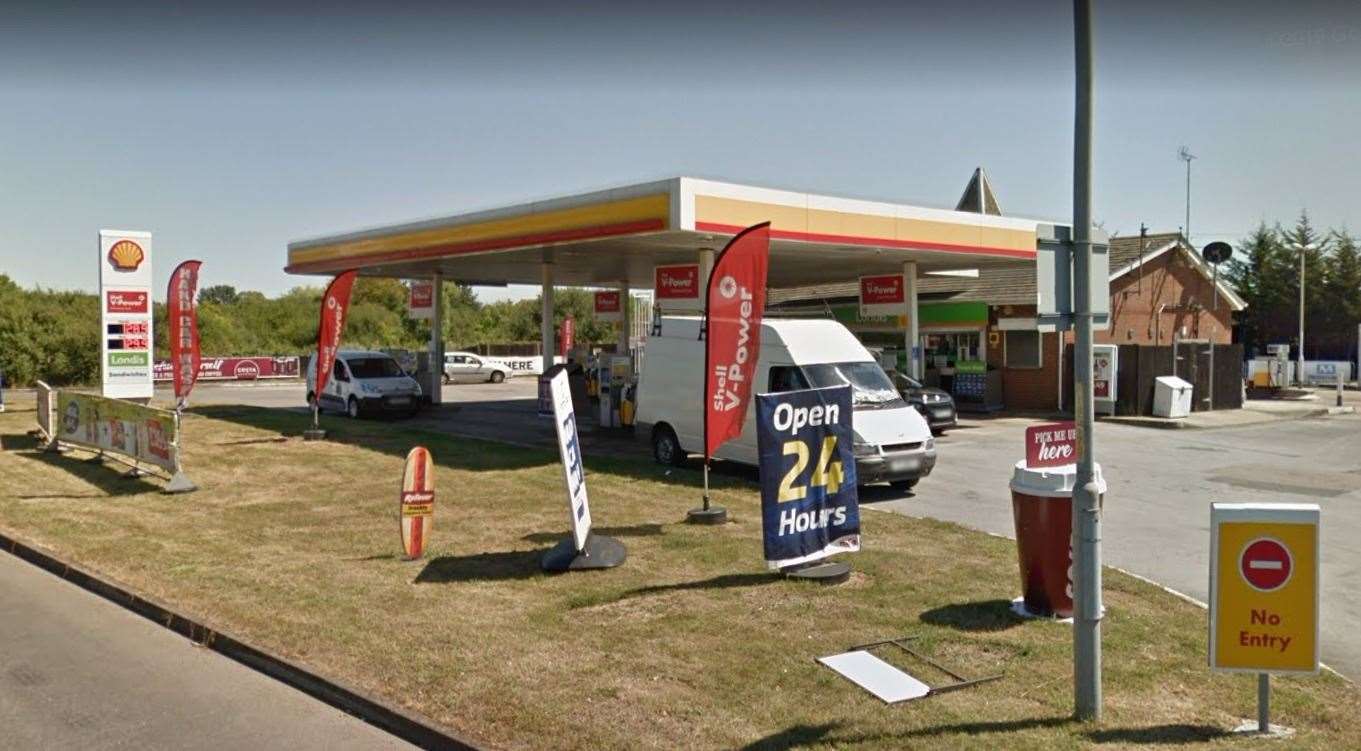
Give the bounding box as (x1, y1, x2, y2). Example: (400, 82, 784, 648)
(108, 240, 145, 271)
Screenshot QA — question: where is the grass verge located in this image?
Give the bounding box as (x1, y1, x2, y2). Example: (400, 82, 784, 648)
(1, 404, 1358, 750)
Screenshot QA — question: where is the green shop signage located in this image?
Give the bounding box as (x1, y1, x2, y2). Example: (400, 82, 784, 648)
(830, 301, 989, 328)
(108, 351, 150, 367)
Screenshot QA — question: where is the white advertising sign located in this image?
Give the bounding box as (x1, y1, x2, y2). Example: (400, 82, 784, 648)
(1093, 344, 1117, 415)
(99, 230, 154, 399)
(549, 369, 592, 551)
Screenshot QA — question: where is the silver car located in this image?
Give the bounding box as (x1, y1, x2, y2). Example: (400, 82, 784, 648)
(442, 352, 513, 384)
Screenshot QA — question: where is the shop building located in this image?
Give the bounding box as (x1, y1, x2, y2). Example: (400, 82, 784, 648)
(769, 232, 1246, 413)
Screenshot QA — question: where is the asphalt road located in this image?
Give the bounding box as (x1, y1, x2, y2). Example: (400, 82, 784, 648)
(0, 552, 413, 750)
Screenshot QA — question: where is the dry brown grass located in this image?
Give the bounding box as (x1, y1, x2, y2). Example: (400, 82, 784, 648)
(1, 404, 1358, 750)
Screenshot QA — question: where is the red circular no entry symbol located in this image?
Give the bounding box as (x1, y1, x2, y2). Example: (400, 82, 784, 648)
(1239, 537, 1293, 592)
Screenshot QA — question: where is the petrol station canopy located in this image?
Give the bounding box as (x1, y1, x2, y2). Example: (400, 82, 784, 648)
(285, 177, 1054, 288)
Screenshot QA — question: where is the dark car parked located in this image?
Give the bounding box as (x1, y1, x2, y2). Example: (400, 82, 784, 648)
(895, 373, 957, 434)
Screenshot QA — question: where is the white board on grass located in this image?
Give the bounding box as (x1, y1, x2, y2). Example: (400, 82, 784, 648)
(817, 650, 930, 703)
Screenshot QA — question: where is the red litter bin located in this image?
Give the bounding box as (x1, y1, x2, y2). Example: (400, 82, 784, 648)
(1010, 461, 1106, 618)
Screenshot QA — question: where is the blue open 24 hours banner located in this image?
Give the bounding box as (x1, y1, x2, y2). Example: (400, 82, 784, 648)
(756, 385, 860, 569)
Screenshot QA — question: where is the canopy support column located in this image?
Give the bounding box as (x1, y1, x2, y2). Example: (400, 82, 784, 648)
(617, 280, 631, 367)
(429, 273, 443, 405)
(904, 261, 920, 379)
(541, 257, 555, 372)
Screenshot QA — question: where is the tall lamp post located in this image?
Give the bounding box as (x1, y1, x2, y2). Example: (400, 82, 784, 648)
(1288, 242, 1318, 386)
(1178, 146, 1196, 243)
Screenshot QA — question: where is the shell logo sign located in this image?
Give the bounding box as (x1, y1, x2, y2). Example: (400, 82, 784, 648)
(108, 240, 145, 272)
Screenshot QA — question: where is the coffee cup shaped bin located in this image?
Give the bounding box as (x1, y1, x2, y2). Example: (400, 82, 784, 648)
(1010, 461, 1106, 618)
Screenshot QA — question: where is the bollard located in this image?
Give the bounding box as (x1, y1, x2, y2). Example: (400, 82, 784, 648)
(1339, 371, 1345, 408)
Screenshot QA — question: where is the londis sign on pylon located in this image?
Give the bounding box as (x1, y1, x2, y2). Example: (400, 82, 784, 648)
(1210, 503, 1320, 674)
(400, 446, 435, 560)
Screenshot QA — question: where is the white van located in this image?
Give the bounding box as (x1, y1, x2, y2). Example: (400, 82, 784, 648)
(635, 317, 937, 490)
(306, 350, 423, 418)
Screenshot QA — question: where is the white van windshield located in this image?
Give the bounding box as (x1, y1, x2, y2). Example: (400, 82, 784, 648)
(799, 362, 906, 409)
(346, 357, 405, 379)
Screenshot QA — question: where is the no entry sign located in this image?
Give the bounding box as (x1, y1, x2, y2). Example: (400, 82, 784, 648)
(1240, 538, 1292, 592)
(1210, 503, 1319, 674)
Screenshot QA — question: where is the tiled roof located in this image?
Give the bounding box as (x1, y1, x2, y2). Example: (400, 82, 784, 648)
(768, 232, 1188, 308)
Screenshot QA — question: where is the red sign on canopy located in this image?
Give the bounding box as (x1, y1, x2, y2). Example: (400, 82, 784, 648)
(1024, 421, 1077, 468)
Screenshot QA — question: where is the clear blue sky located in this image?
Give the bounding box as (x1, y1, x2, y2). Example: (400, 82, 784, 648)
(2, 1, 1357, 301)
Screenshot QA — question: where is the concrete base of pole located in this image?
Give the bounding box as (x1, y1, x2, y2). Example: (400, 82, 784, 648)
(782, 561, 851, 585)
(540, 534, 626, 572)
(302, 429, 327, 441)
(686, 506, 728, 525)
(1230, 722, 1294, 739)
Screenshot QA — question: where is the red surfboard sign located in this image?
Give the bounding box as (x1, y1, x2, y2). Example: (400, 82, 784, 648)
(400, 446, 435, 560)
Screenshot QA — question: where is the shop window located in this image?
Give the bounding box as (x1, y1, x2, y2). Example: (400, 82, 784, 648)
(1004, 331, 1042, 369)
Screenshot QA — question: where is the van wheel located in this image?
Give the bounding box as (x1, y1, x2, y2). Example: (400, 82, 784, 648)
(442, 373, 451, 385)
(346, 397, 361, 419)
(890, 479, 918, 492)
(652, 425, 686, 467)
(489, 371, 505, 384)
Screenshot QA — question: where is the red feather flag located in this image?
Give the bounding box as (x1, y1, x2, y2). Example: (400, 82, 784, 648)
(167, 260, 203, 406)
(314, 271, 359, 402)
(703, 222, 771, 458)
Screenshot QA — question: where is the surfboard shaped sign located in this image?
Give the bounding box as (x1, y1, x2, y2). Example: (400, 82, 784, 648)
(400, 446, 435, 560)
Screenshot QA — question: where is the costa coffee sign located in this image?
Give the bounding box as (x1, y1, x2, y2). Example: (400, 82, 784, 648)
(1025, 421, 1078, 469)
(153, 356, 301, 382)
(654, 264, 703, 311)
(106, 290, 149, 314)
(858, 274, 906, 318)
(594, 290, 622, 322)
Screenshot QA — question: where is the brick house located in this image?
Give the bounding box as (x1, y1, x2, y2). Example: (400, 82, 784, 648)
(767, 232, 1245, 413)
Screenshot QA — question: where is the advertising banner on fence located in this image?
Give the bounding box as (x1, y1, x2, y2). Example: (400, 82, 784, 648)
(99, 230, 154, 400)
(408, 280, 434, 320)
(168, 260, 203, 404)
(654, 264, 702, 312)
(314, 271, 358, 401)
(55, 390, 178, 472)
(549, 369, 592, 551)
(594, 290, 622, 322)
(756, 385, 860, 569)
(560, 316, 575, 358)
(858, 274, 906, 318)
(704, 222, 771, 457)
(1025, 421, 1077, 468)
(153, 357, 301, 382)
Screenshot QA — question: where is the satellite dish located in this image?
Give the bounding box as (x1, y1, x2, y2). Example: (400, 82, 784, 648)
(1202, 241, 1232, 265)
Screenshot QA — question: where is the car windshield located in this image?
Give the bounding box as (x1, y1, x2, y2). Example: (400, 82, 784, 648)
(799, 362, 906, 408)
(346, 357, 405, 379)
(893, 373, 924, 390)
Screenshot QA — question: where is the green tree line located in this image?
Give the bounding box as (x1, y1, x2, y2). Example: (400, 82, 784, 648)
(1224, 212, 1361, 360)
(0, 276, 617, 387)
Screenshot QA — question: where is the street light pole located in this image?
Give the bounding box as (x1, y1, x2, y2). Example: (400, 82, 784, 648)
(1072, 0, 1102, 722)
(1289, 242, 1316, 387)
(1178, 146, 1196, 244)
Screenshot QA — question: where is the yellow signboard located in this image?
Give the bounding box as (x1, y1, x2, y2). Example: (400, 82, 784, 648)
(1210, 503, 1320, 674)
